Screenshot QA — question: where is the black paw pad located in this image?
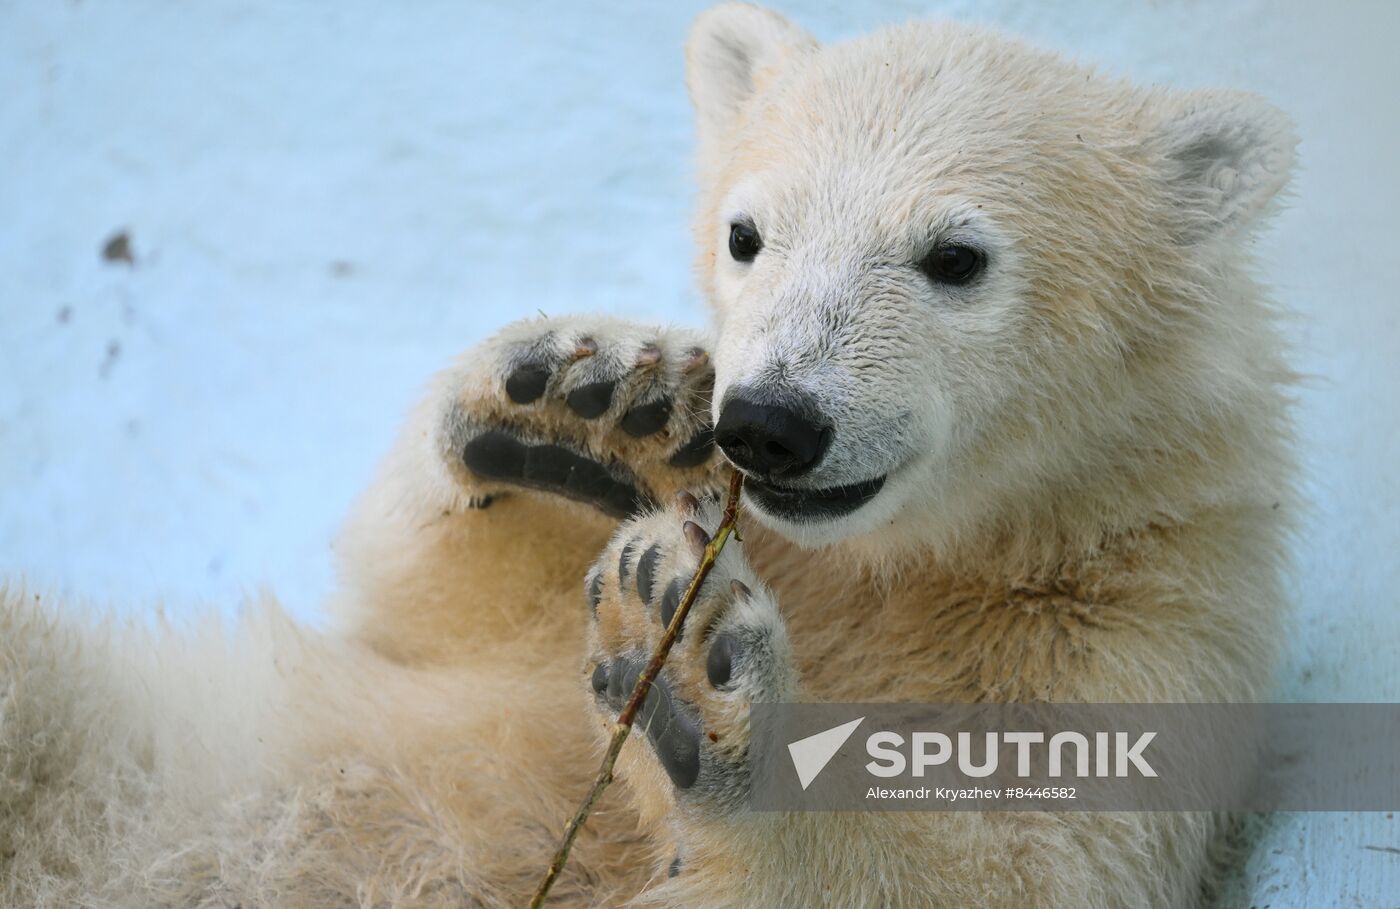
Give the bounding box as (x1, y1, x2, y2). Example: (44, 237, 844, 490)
(620, 398, 672, 437)
(461, 430, 528, 481)
(603, 656, 630, 707)
(636, 544, 662, 605)
(505, 364, 551, 404)
(668, 427, 715, 468)
(461, 431, 648, 518)
(598, 658, 701, 790)
(659, 577, 686, 634)
(566, 381, 615, 419)
(707, 633, 738, 688)
(586, 572, 603, 617)
(591, 662, 609, 694)
(640, 683, 701, 790)
(618, 539, 639, 585)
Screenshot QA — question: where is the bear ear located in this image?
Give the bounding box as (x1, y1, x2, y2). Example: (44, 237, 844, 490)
(1146, 89, 1298, 242)
(686, 3, 817, 149)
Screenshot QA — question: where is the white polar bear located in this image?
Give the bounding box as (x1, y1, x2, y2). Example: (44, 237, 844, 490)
(1, 4, 1296, 907)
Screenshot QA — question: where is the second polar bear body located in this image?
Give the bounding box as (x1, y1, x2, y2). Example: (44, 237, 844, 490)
(0, 4, 1296, 908)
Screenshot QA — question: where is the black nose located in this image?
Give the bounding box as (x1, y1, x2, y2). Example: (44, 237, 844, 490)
(715, 393, 829, 480)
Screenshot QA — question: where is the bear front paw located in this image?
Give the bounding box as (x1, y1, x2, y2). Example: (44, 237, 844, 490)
(584, 492, 796, 806)
(438, 316, 721, 518)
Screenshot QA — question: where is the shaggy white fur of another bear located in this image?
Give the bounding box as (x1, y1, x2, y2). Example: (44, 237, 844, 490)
(1, 4, 1296, 907)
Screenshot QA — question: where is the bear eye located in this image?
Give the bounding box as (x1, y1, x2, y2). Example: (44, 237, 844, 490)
(919, 244, 984, 285)
(729, 221, 763, 263)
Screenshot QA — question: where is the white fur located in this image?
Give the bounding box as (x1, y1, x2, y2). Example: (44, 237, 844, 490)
(2, 6, 1297, 907)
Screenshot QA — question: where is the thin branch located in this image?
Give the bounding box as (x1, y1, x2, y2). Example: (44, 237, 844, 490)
(526, 470, 745, 909)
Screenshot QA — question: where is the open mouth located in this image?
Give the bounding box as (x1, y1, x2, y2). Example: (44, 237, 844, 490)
(743, 474, 887, 522)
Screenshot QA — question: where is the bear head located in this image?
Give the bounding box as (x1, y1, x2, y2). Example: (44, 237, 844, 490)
(687, 3, 1297, 555)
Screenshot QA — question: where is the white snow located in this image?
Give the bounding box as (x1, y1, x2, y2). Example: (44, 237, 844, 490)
(2, 1, 1397, 904)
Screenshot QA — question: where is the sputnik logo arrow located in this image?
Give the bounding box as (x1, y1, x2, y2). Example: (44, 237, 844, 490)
(787, 716, 865, 790)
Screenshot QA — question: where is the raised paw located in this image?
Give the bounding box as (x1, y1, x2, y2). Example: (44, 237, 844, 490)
(437, 316, 720, 518)
(583, 493, 796, 806)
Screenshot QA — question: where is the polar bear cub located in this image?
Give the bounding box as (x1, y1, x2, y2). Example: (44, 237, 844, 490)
(1, 4, 1295, 908)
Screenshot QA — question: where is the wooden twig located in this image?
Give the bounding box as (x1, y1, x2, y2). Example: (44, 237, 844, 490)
(526, 469, 745, 909)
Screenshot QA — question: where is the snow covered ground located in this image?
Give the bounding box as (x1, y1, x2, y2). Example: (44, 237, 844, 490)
(2, 1, 1397, 904)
